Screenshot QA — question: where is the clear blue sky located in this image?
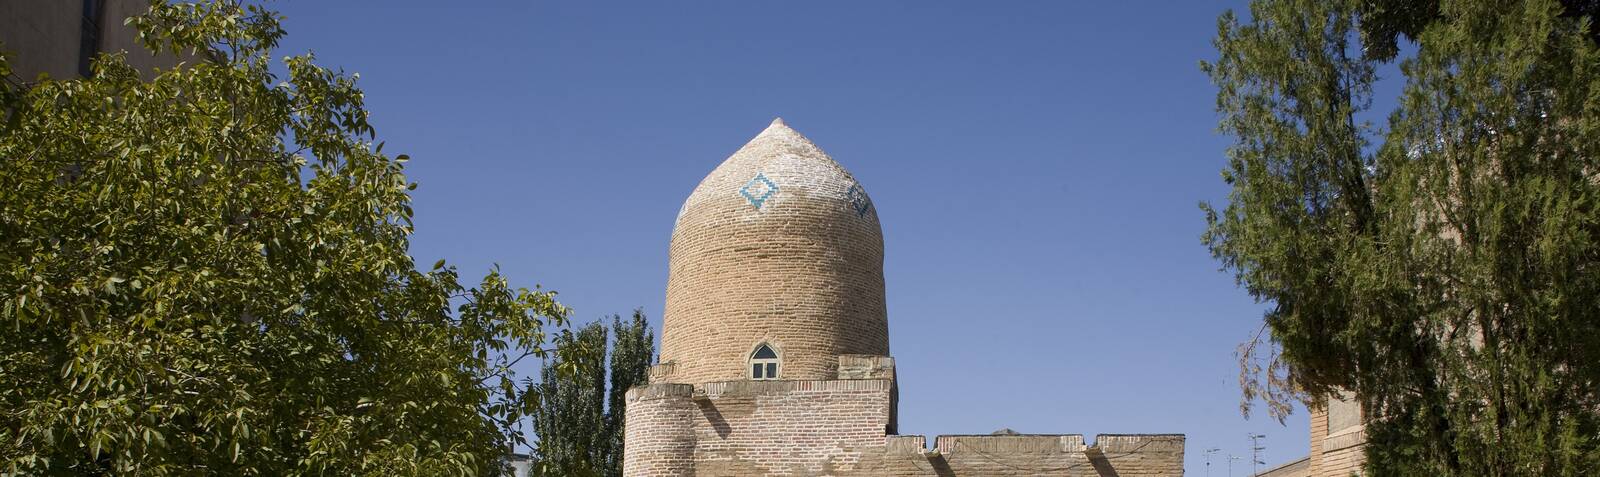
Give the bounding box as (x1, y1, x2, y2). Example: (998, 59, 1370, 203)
(268, 1, 1324, 474)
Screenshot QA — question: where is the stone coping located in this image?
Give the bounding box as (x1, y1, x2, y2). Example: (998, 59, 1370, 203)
(1323, 425, 1366, 451)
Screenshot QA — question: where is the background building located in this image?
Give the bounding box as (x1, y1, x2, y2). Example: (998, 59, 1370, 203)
(1255, 395, 1365, 477)
(1, 0, 175, 83)
(623, 119, 1185, 476)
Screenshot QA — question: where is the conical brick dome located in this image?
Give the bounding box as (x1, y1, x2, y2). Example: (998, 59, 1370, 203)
(660, 118, 888, 384)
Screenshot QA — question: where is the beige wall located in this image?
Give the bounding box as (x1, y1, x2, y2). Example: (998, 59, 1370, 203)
(0, 0, 83, 80)
(1305, 397, 1367, 477)
(1, 0, 173, 81)
(98, 0, 174, 74)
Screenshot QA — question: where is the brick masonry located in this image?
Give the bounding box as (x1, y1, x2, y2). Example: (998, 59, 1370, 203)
(659, 118, 889, 385)
(1307, 403, 1365, 476)
(628, 120, 1184, 476)
(624, 356, 1185, 476)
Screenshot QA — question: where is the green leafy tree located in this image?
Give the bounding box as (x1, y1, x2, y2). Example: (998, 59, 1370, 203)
(0, 1, 571, 475)
(1204, 0, 1600, 474)
(529, 310, 654, 477)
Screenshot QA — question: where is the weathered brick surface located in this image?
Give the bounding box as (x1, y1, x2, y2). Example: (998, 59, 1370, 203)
(625, 379, 894, 476)
(660, 119, 889, 385)
(624, 384, 698, 476)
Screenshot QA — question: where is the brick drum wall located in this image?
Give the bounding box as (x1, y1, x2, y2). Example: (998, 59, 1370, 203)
(660, 119, 889, 385)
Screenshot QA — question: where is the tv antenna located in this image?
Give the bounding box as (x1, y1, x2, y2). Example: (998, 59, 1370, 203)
(1249, 433, 1267, 475)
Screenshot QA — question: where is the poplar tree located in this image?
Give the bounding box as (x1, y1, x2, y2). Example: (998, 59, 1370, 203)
(530, 323, 608, 477)
(604, 309, 655, 477)
(0, 1, 570, 475)
(529, 311, 654, 477)
(1203, 0, 1600, 474)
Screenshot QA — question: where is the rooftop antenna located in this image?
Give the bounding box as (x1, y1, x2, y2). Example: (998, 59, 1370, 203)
(1228, 454, 1241, 477)
(1249, 433, 1267, 476)
(1204, 448, 1221, 477)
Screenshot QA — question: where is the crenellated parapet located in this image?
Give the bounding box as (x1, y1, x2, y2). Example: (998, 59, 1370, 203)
(882, 433, 1184, 476)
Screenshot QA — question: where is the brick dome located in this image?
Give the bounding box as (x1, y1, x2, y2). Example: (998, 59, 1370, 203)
(659, 118, 888, 384)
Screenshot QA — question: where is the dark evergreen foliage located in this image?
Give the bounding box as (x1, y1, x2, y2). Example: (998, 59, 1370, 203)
(1204, 0, 1600, 474)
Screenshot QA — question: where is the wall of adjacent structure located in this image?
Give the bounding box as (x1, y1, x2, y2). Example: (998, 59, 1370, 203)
(1307, 403, 1366, 477)
(1256, 456, 1310, 477)
(0, 0, 176, 82)
(1, 0, 84, 80)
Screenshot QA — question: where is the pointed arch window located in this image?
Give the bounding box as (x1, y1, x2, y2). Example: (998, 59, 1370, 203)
(750, 343, 779, 380)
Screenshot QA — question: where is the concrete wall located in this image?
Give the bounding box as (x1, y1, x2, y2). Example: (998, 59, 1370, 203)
(0, 0, 83, 80)
(99, 0, 176, 74)
(0, 0, 175, 82)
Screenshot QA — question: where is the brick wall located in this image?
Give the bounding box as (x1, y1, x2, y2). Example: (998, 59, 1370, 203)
(625, 379, 895, 476)
(660, 119, 889, 385)
(1309, 407, 1326, 476)
(623, 384, 698, 476)
(1306, 402, 1366, 476)
(880, 434, 1184, 476)
(626, 378, 1185, 477)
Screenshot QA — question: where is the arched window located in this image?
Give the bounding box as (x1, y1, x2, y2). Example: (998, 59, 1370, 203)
(750, 343, 779, 380)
